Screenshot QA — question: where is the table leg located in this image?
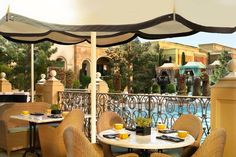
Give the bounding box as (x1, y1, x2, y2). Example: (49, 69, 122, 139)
(128, 148, 132, 152)
(140, 149, 149, 157)
(158, 149, 163, 153)
(23, 122, 40, 157)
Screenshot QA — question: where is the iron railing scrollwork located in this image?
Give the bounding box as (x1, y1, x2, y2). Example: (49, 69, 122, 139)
(58, 91, 210, 138)
(58, 91, 91, 137)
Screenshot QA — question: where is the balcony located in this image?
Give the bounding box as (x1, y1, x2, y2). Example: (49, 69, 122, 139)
(58, 91, 210, 138)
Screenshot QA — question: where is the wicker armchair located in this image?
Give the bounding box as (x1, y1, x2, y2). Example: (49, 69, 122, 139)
(0, 102, 49, 156)
(97, 111, 125, 133)
(150, 153, 171, 157)
(97, 111, 126, 157)
(63, 126, 138, 157)
(150, 128, 226, 157)
(171, 114, 203, 157)
(38, 109, 84, 157)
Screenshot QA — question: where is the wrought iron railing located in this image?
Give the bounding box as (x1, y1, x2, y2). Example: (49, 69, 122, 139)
(58, 91, 91, 137)
(58, 91, 210, 137)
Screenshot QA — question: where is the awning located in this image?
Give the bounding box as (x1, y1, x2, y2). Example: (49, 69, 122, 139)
(159, 63, 179, 70)
(180, 62, 206, 76)
(0, 0, 236, 46)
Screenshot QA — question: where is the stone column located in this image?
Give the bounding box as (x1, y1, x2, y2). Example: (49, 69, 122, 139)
(88, 72, 109, 93)
(211, 55, 236, 157)
(0, 72, 12, 92)
(35, 74, 46, 102)
(43, 70, 64, 104)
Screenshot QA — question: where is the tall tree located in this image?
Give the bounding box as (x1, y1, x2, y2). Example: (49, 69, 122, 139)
(210, 51, 231, 84)
(107, 39, 145, 92)
(181, 52, 186, 65)
(154, 43, 164, 66)
(207, 52, 211, 65)
(0, 37, 57, 90)
(107, 39, 158, 93)
(133, 49, 159, 93)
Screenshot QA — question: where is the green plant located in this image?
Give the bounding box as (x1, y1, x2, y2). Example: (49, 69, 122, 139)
(152, 83, 160, 93)
(135, 117, 152, 127)
(166, 83, 176, 94)
(210, 51, 231, 84)
(80, 75, 91, 89)
(65, 69, 75, 88)
(73, 79, 80, 88)
(193, 77, 202, 96)
(50, 104, 60, 110)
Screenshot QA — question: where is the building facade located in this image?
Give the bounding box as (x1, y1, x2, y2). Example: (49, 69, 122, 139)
(156, 41, 208, 65)
(50, 41, 235, 78)
(199, 43, 236, 64)
(51, 42, 109, 79)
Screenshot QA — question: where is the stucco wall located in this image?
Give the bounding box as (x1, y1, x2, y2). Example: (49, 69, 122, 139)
(50, 44, 75, 71)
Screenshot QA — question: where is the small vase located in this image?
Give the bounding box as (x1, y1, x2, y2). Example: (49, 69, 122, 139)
(51, 109, 61, 114)
(136, 126, 151, 136)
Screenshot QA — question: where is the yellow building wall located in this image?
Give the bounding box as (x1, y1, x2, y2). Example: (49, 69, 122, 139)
(158, 41, 207, 66)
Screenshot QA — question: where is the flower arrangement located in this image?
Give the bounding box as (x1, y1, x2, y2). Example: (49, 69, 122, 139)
(135, 117, 152, 135)
(136, 117, 152, 127)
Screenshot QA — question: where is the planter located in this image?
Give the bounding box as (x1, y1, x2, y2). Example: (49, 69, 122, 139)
(136, 126, 151, 136)
(51, 109, 61, 114)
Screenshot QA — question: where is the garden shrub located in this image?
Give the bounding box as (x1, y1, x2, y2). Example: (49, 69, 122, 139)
(65, 69, 74, 88)
(152, 83, 160, 93)
(166, 83, 176, 94)
(80, 75, 91, 89)
(193, 77, 202, 96)
(73, 79, 80, 89)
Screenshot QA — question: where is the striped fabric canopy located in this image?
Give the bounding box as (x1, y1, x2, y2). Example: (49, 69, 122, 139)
(0, 0, 236, 46)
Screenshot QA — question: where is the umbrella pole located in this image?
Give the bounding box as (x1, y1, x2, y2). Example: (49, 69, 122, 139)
(91, 32, 97, 143)
(31, 44, 34, 102)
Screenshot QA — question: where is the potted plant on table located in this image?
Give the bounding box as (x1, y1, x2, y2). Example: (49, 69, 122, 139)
(50, 104, 61, 114)
(135, 117, 152, 136)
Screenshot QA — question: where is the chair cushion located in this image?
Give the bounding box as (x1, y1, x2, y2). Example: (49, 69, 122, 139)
(163, 148, 182, 157)
(8, 126, 29, 133)
(111, 145, 128, 153)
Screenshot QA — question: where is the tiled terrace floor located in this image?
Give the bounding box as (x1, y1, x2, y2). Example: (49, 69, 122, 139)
(0, 149, 36, 157)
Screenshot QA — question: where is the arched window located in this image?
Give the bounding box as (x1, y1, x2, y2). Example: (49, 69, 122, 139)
(97, 57, 111, 76)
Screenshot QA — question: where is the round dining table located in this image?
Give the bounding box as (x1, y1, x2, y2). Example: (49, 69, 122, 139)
(97, 128, 195, 150)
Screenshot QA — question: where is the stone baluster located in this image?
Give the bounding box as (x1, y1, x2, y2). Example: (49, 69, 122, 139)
(0, 72, 12, 92)
(88, 72, 109, 93)
(35, 74, 46, 101)
(42, 70, 64, 104)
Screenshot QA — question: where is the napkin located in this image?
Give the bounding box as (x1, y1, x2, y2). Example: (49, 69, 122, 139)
(30, 112, 44, 116)
(48, 115, 62, 118)
(125, 127, 136, 131)
(158, 129, 177, 134)
(156, 135, 184, 142)
(103, 134, 119, 139)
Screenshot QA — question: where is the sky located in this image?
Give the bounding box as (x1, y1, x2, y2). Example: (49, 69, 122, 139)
(140, 32, 236, 48)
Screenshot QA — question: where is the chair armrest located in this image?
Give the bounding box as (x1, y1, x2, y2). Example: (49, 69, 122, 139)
(0, 120, 7, 134)
(38, 124, 66, 157)
(0, 120, 8, 145)
(182, 145, 199, 157)
(38, 124, 57, 143)
(191, 141, 200, 148)
(117, 153, 139, 157)
(92, 143, 104, 157)
(150, 153, 172, 157)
